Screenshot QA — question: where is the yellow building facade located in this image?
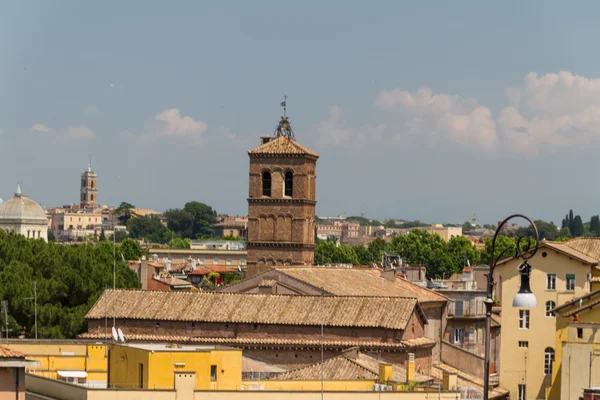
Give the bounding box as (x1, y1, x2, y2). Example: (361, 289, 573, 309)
(5, 340, 107, 384)
(550, 289, 600, 400)
(108, 343, 242, 390)
(496, 241, 600, 400)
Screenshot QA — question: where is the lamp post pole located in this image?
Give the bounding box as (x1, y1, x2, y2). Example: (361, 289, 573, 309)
(483, 214, 539, 400)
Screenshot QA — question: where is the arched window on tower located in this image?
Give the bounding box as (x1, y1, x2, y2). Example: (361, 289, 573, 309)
(91, 194, 94, 201)
(544, 347, 555, 375)
(284, 171, 293, 197)
(91, 180, 94, 189)
(262, 172, 271, 197)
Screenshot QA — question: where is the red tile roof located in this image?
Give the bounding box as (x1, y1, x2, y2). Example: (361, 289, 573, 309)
(0, 345, 26, 358)
(85, 290, 421, 330)
(273, 267, 449, 303)
(248, 136, 319, 158)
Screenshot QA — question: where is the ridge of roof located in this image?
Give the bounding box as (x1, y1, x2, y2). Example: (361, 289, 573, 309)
(269, 354, 378, 381)
(78, 332, 436, 349)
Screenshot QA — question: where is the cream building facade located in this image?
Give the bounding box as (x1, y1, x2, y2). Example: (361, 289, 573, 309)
(0, 184, 48, 241)
(496, 239, 600, 400)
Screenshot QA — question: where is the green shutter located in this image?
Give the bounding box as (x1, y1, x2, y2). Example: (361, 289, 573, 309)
(566, 274, 575, 279)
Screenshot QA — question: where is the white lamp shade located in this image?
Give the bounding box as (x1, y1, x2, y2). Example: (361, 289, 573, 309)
(512, 292, 537, 308)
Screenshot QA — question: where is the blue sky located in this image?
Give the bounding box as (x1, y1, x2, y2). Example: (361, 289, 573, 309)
(2, 1, 600, 225)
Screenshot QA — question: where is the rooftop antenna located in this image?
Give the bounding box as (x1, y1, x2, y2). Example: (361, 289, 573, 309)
(280, 95, 287, 118)
(88, 155, 92, 172)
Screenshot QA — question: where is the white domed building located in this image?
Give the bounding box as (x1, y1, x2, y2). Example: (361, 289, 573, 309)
(0, 184, 48, 241)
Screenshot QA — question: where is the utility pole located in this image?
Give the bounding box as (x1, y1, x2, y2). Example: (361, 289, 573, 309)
(24, 281, 38, 339)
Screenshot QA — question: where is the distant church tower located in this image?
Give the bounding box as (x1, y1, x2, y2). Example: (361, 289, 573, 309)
(246, 114, 319, 276)
(80, 161, 97, 208)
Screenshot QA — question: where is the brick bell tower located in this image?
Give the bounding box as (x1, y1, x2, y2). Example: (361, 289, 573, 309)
(80, 160, 97, 209)
(246, 112, 318, 276)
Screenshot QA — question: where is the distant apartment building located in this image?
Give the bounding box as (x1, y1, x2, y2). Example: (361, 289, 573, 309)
(150, 246, 247, 269)
(316, 221, 343, 240)
(213, 215, 248, 239)
(341, 222, 360, 239)
(425, 224, 462, 242)
(318, 214, 347, 221)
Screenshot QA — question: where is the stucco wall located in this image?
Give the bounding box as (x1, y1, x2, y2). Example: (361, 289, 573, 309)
(498, 249, 592, 400)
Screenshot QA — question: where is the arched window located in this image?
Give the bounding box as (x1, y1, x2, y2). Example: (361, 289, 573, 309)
(544, 347, 555, 375)
(91, 180, 94, 189)
(262, 172, 271, 197)
(545, 301, 556, 317)
(91, 194, 94, 201)
(284, 171, 293, 197)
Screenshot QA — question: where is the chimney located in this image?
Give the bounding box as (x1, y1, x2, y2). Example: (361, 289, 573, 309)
(260, 136, 273, 145)
(442, 372, 457, 391)
(405, 353, 415, 384)
(378, 363, 392, 384)
(140, 258, 148, 290)
(381, 269, 396, 282)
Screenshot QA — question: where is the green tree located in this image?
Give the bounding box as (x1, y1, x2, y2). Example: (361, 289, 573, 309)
(168, 238, 190, 249)
(183, 201, 217, 239)
(165, 209, 194, 238)
(0, 230, 139, 338)
(572, 215, 584, 237)
(387, 229, 453, 278)
(367, 238, 387, 264)
(590, 215, 600, 237)
(353, 245, 372, 265)
(314, 241, 358, 265)
(113, 202, 137, 226)
(127, 215, 174, 243)
(461, 222, 473, 232)
(222, 234, 242, 241)
(118, 238, 143, 261)
(99, 227, 106, 241)
(515, 220, 558, 241)
(447, 236, 480, 269)
(47, 229, 55, 242)
(558, 226, 572, 238)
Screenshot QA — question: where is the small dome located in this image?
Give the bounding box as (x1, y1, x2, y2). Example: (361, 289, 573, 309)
(0, 185, 47, 222)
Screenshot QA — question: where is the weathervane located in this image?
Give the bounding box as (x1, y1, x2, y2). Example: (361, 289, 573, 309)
(275, 95, 295, 140)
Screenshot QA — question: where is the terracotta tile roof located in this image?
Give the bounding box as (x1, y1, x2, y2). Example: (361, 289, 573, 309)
(187, 267, 213, 276)
(0, 345, 26, 358)
(248, 136, 319, 158)
(208, 265, 237, 273)
(271, 355, 377, 380)
(496, 240, 599, 267)
(274, 267, 449, 303)
(77, 332, 435, 349)
(85, 290, 420, 330)
(153, 275, 191, 287)
(259, 280, 277, 287)
(561, 238, 600, 262)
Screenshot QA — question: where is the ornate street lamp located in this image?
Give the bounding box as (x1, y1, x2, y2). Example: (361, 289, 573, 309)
(483, 214, 539, 400)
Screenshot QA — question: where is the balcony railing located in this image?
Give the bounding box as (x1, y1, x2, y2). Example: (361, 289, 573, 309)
(447, 300, 486, 317)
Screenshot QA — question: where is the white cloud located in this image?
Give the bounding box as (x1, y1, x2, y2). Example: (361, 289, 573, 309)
(67, 125, 96, 140)
(313, 106, 385, 149)
(376, 88, 497, 152)
(31, 124, 52, 133)
(377, 71, 600, 155)
(155, 108, 207, 139)
(499, 71, 600, 154)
